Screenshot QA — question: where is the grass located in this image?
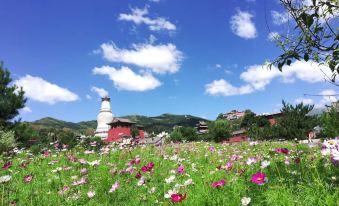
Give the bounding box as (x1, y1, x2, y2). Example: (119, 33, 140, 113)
(0, 141, 338, 206)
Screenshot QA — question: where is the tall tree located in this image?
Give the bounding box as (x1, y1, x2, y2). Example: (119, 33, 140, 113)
(278, 100, 317, 140)
(321, 101, 339, 137)
(208, 119, 231, 142)
(269, 0, 338, 83)
(0, 62, 26, 128)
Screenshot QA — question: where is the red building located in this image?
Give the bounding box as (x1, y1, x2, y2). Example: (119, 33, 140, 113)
(105, 118, 144, 142)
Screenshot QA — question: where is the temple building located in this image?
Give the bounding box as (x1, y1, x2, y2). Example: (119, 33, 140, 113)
(95, 96, 144, 142)
(95, 96, 114, 138)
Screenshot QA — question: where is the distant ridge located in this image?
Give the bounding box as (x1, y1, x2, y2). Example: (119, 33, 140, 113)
(26, 114, 209, 133)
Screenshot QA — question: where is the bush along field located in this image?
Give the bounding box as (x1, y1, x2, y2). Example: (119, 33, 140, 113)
(0, 139, 338, 206)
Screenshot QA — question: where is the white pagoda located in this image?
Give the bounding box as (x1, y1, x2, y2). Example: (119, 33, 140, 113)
(95, 96, 113, 138)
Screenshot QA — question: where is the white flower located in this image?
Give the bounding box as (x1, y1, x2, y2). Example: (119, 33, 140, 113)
(87, 191, 96, 198)
(170, 155, 178, 161)
(261, 160, 270, 168)
(246, 157, 257, 165)
(165, 175, 176, 184)
(241, 197, 251, 206)
(183, 179, 193, 186)
(323, 139, 338, 149)
(0, 175, 11, 183)
(164, 189, 177, 199)
(149, 187, 156, 194)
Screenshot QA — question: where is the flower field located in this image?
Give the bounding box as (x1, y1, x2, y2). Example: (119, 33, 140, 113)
(1, 140, 338, 206)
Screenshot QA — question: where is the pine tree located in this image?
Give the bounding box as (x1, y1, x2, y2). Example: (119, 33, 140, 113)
(0, 62, 26, 128)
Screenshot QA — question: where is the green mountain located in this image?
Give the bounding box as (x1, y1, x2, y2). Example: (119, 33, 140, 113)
(27, 114, 209, 134)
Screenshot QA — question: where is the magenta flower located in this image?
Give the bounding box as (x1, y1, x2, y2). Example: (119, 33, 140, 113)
(2, 161, 12, 170)
(275, 148, 289, 155)
(176, 165, 185, 174)
(171, 193, 187, 202)
(251, 172, 267, 185)
(109, 181, 119, 193)
(211, 179, 226, 188)
(67, 154, 77, 162)
(141, 162, 154, 172)
(128, 157, 141, 166)
(209, 146, 215, 152)
(72, 177, 88, 186)
(24, 175, 33, 183)
(43, 151, 49, 157)
(135, 171, 142, 179)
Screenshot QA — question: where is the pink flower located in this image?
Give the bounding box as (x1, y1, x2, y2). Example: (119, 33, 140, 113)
(67, 154, 77, 162)
(135, 172, 142, 179)
(24, 175, 33, 183)
(176, 165, 185, 174)
(72, 177, 88, 186)
(2, 161, 12, 170)
(128, 157, 141, 166)
(80, 168, 88, 175)
(230, 154, 241, 161)
(43, 151, 49, 157)
(251, 172, 267, 185)
(171, 193, 187, 202)
(225, 161, 233, 171)
(58, 186, 69, 195)
(78, 159, 87, 164)
(211, 179, 226, 188)
(275, 148, 289, 155)
(109, 181, 119, 193)
(209, 146, 215, 152)
(141, 162, 154, 172)
(126, 166, 134, 174)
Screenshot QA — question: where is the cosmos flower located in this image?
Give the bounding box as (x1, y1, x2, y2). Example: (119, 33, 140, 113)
(78, 159, 87, 164)
(88, 160, 100, 167)
(275, 148, 289, 155)
(211, 179, 226, 188)
(58, 186, 70, 195)
(225, 161, 233, 171)
(137, 176, 146, 186)
(0, 175, 11, 183)
(171, 193, 187, 202)
(176, 165, 185, 174)
(246, 157, 257, 165)
(251, 172, 268, 185)
(23, 175, 33, 183)
(2, 161, 12, 170)
(261, 160, 270, 168)
(109, 181, 119, 193)
(141, 162, 154, 172)
(67, 154, 77, 162)
(72, 177, 88, 186)
(241, 197, 251, 206)
(87, 191, 96, 198)
(165, 175, 176, 184)
(183, 179, 193, 186)
(80, 168, 88, 175)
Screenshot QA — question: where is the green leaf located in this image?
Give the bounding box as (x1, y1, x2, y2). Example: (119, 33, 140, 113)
(286, 59, 292, 66)
(304, 53, 309, 61)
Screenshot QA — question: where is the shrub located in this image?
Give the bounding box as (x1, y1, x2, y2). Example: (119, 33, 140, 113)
(0, 130, 17, 154)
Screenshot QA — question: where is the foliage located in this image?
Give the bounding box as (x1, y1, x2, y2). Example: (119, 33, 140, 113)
(0, 130, 16, 154)
(248, 125, 280, 140)
(0, 62, 27, 128)
(80, 136, 104, 152)
(277, 100, 317, 140)
(241, 110, 270, 129)
(169, 126, 197, 142)
(130, 126, 139, 138)
(208, 119, 231, 142)
(270, 0, 339, 83)
(321, 104, 339, 137)
(216, 113, 224, 120)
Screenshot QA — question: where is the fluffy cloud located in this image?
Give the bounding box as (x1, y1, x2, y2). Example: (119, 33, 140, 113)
(86, 94, 92, 100)
(230, 10, 257, 39)
(91, 87, 108, 98)
(295, 98, 314, 105)
(205, 79, 254, 96)
(93, 66, 161, 91)
(118, 7, 176, 31)
(271, 10, 289, 25)
(20, 106, 32, 113)
(206, 60, 335, 96)
(14, 75, 79, 104)
(100, 42, 183, 74)
(318, 90, 337, 107)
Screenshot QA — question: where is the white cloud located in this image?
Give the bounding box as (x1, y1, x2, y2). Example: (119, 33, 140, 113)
(271, 10, 289, 25)
(295, 98, 314, 105)
(268, 31, 280, 41)
(205, 79, 254, 96)
(20, 106, 32, 113)
(230, 10, 257, 39)
(93, 66, 161, 91)
(318, 90, 337, 107)
(86, 94, 92, 100)
(14, 75, 79, 104)
(149, 0, 161, 2)
(215, 64, 222, 69)
(91, 87, 108, 98)
(100, 42, 183, 74)
(205, 60, 336, 96)
(118, 7, 176, 31)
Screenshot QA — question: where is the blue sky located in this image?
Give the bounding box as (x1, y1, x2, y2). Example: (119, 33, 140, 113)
(1, 0, 337, 122)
